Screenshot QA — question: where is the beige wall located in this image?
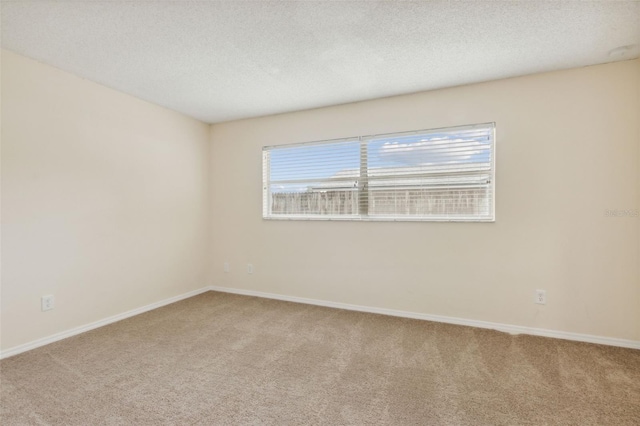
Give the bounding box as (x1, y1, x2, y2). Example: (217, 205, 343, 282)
(1, 50, 211, 350)
(210, 59, 640, 341)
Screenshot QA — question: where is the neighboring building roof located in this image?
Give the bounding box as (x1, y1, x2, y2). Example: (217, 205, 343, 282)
(309, 163, 491, 191)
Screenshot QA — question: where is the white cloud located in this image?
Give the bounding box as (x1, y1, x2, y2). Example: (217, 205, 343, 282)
(378, 137, 488, 165)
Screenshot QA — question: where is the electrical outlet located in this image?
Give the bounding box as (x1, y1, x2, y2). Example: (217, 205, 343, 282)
(224, 261, 230, 273)
(535, 289, 546, 305)
(41, 295, 55, 311)
(247, 263, 254, 274)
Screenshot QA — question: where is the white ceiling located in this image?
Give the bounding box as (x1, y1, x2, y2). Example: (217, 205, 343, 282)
(2, 1, 639, 124)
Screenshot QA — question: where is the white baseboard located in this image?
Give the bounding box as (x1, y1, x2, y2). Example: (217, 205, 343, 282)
(0, 286, 211, 359)
(3, 285, 637, 359)
(209, 285, 640, 350)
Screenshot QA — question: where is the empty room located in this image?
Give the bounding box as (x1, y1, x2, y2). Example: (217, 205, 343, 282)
(1, 1, 639, 425)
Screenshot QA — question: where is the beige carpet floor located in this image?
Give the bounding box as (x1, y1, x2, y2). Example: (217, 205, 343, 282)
(1, 291, 639, 425)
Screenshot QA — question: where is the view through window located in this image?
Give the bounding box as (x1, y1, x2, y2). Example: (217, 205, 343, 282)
(263, 123, 495, 221)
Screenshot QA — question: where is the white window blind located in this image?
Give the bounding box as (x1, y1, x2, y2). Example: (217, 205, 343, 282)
(262, 122, 495, 222)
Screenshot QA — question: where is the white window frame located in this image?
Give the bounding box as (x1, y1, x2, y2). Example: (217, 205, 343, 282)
(263, 122, 495, 222)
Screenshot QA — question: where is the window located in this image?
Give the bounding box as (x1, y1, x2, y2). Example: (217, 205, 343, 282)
(262, 122, 495, 222)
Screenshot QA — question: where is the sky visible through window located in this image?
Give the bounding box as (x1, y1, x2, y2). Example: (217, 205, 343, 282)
(268, 127, 492, 192)
(269, 141, 359, 182)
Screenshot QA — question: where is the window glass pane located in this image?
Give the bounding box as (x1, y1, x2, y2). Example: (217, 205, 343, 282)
(267, 140, 360, 217)
(365, 126, 493, 218)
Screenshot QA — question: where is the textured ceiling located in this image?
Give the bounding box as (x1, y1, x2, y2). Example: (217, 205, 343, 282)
(2, 1, 639, 124)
